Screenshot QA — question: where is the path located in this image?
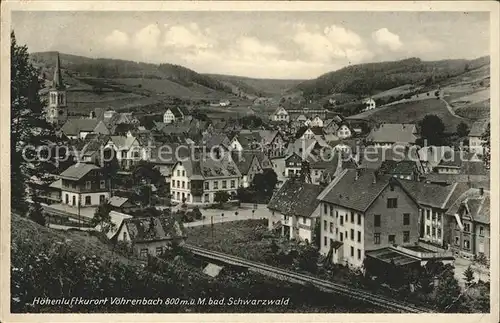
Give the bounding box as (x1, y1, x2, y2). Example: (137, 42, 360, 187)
(440, 97, 465, 119)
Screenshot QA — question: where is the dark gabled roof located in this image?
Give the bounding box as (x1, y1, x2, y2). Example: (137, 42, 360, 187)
(398, 181, 469, 210)
(178, 106, 190, 116)
(174, 154, 241, 179)
(59, 163, 100, 180)
(366, 123, 418, 144)
(437, 150, 463, 168)
(235, 132, 263, 149)
(445, 188, 490, 224)
(389, 160, 419, 175)
(231, 151, 259, 175)
(267, 180, 323, 218)
(61, 118, 99, 136)
(122, 216, 186, 243)
(203, 133, 230, 149)
(317, 168, 417, 212)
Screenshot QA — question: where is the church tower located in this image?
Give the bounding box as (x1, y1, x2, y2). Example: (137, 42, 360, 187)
(47, 53, 67, 125)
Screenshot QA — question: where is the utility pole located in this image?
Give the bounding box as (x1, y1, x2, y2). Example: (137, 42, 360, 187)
(78, 194, 81, 228)
(211, 215, 214, 243)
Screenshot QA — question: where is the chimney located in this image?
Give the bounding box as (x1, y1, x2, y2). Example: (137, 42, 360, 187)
(479, 187, 484, 196)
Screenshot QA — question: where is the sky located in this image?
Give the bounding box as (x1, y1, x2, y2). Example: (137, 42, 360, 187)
(12, 11, 490, 79)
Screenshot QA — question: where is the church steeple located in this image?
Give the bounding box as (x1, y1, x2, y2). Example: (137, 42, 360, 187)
(52, 52, 65, 90)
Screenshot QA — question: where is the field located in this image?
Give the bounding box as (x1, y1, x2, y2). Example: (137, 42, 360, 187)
(348, 97, 469, 132)
(208, 74, 303, 97)
(371, 84, 420, 100)
(185, 219, 272, 262)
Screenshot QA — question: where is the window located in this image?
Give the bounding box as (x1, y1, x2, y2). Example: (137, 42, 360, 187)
(350, 246, 354, 257)
(387, 198, 398, 208)
(177, 170, 180, 176)
(85, 196, 91, 205)
(214, 181, 218, 189)
(464, 223, 470, 232)
(336, 211, 338, 218)
(351, 212, 355, 223)
(140, 248, 148, 258)
(455, 236, 460, 246)
(432, 227, 436, 237)
(121, 151, 127, 158)
(329, 222, 333, 233)
(324, 236, 327, 246)
(99, 195, 105, 204)
(100, 180, 105, 189)
(323, 220, 327, 231)
(222, 180, 227, 189)
(302, 217, 306, 224)
(340, 232, 343, 242)
(182, 170, 185, 177)
(388, 235, 395, 244)
(374, 233, 381, 244)
(350, 229, 354, 241)
(437, 228, 442, 238)
(205, 182, 209, 190)
(357, 249, 361, 260)
(156, 247, 163, 255)
(437, 214, 442, 223)
(335, 227, 338, 235)
(403, 231, 410, 243)
(340, 215, 343, 225)
(230, 180, 235, 188)
(357, 231, 361, 243)
(85, 181, 91, 190)
(479, 226, 484, 236)
(374, 214, 381, 227)
(357, 213, 361, 225)
(324, 204, 328, 214)
(426, 210, 430, 220)
(426, 225, 430, 235)
(123, 231, 127, 241)
(463, 239, 470, 250)
(403, 213, 410, 225)
(432, 212, 436, 221)
(330, 205, 334, 217)
(182, 181, 185, 189)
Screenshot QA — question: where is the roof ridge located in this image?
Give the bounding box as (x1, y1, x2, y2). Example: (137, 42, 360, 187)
(317, 168, 348, 201)
(441, 182, 458, 209)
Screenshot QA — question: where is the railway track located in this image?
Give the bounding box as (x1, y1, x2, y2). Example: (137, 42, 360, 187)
(184, 244, 433, 313)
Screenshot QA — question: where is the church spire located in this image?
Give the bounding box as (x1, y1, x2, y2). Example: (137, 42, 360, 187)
(52, 52, 65, 90)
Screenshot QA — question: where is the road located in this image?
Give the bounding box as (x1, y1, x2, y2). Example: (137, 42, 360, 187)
(440, 97, 465, 119)
(183, 244, 433, 313)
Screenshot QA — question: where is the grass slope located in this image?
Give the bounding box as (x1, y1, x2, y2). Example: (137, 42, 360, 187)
(349, 98, 468, 132)
(207, 74, 304, 97)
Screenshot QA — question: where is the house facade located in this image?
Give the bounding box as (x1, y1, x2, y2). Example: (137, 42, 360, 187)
(468, 121, 488, 156)
(270, 106, 290, 122)
(284, 153, 302, 178)
(170, 157, 241, 205)
(446, 188, 490, 260)
(363, 98, 376, 111)
(115, 216, 186, 259)
(337, 123, 352, 139)
(267, 180, 323, 242)
(59, 163, 110, 207)
(366, 123, 418, 148)
(317, 169, 420, 268)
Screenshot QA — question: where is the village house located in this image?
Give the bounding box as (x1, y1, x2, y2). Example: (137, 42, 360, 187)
(108, 196, 139, 213)
(163, 106, 190, 124)
(170, 155, 241, 205)
(379, 160, 421, 181)
(323, 118, 341, 135)
(270, 156, 287, 188)
(317, 168, 420, 268)
(468, 120, 488, 156)
(309, 115, 324, 128)
(284, 153, 302, 178)
(363, 98, 376, 111)
(59, 163, 110, 207)
(366, 123, 418, 147)
(270, 106, 290, 122)
(418, 146, 454, 174)
(446, 188, 490, 260)
(267, 179, 324, 242)
(115, 216, 186, 259)
(231, 151, 263, 188)
(336, 122, 353, 139)
(45, 53, 68, 125)
(105, 133, 150, 170)
(61, 118, 110, 140)
(398, 180, 469, 248)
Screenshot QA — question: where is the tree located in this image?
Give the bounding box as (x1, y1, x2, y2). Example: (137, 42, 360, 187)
(463, 266, 475, 286)
(28, 199, 46, 226)
(91, 201, 115, 234)
(419, 115, 446, 146)
(214, 191, 230, 207)
(295, 244, 319, 273)
(11, 31, 60, 215)
(481, 123, 490, 168)
(251, 169, 278, 202)
(434, 273, 462, 312)
(456, 122, 470, 138)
